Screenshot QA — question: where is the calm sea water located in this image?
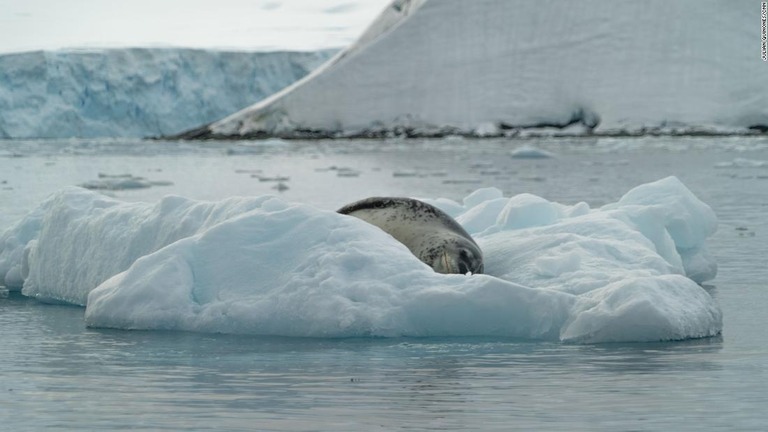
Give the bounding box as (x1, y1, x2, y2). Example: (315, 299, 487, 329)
(1, 136, 767, 431)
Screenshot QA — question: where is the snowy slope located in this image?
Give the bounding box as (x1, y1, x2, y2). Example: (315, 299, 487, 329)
(0, 49, 333, 138)
(188, 0, 768, 139)
(1, 177, 721, 343)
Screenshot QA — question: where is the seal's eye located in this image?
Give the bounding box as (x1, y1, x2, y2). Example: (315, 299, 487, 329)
(458, 262, 469, 274)
(458, 249, 473, 274)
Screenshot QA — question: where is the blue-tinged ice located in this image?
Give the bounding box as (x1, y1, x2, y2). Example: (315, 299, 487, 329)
(0, 177, 721, 343)
(0, 49, 333, 138)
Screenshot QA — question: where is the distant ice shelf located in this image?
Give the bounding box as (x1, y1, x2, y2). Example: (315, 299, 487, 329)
(180, 0, 768, 140)
(0, 48, 334, 139)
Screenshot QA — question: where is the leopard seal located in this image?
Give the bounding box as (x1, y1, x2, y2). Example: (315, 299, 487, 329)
(337, 197, 483, 275)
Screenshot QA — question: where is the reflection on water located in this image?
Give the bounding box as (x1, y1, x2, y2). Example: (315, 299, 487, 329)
(0, 292, 758, 431)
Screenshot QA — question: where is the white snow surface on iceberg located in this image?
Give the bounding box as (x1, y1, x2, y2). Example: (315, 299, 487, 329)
(206, 0, 767, 138)
(0, 177, 721, 343)
(0, 49, 332, 138)
(0, 190, 274, 303)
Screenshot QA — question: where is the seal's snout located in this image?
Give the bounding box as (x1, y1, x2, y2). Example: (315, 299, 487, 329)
(434, 250, 455, 274)
(433, 247, 483, 275)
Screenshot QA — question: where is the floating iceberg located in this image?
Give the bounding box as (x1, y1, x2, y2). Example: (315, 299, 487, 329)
(183, 0, 767, 139)
(714, 158, 768, 169)
(510, 145, 556, 160)
(0, 177, 721, 343)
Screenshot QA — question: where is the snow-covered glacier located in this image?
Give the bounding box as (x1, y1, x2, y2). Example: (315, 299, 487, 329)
(0, 177, 721, 343)
(0, 48, 333, 138)
(185, 0, 768, 139)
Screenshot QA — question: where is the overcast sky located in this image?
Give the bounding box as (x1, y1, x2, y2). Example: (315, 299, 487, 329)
(0, 0, 391, 53)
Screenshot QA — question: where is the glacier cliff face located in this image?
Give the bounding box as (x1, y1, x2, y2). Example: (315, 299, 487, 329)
(190, 0, 767, 139)
(0, 49, 333, 138)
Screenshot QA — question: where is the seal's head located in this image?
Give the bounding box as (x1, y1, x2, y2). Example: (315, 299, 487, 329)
(426, 238, 484, 275)
(338, 196, 484, 276)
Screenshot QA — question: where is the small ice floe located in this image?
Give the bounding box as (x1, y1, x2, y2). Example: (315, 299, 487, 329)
(734, 226, 756, 237)
(392, 170, 420, 177)
(0, 151, 24, 158)
(581, 160, 629, 166)
(510, 145, 556, 159)
(314, 166, 340, 172)
(254, 175, 290, 182)
(714, 158, 768, 168)
(442, 179, 483, 185)
(336, 168, 361, 178)
(80, 173, 173, 191)
(272, 182, 289, 192)
(316, 166, 361, 177)
(470, 162, 495, 169)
